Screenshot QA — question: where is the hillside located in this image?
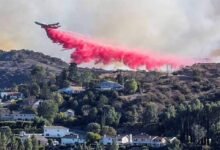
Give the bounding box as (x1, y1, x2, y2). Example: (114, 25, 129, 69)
(1, 50, 220, 148)
(88, 63, 220, 106)
(117, 63, 220, 106)
(1, 49, 220, 105)
(0, 49, 68, 88)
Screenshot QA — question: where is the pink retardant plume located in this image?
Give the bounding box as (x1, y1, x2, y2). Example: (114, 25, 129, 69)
(44, 28, 193, 70)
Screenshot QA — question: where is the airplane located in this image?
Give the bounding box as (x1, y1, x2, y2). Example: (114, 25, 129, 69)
(35, 21, 61, 29)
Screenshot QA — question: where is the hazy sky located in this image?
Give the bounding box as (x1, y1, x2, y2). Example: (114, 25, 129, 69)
(1, 0, 220, 62)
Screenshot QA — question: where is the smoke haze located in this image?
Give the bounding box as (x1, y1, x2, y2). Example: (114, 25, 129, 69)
(1, 0, 220, 62)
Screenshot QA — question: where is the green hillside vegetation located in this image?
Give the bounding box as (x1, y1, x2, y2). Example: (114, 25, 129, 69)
(1, 50, 220, 149)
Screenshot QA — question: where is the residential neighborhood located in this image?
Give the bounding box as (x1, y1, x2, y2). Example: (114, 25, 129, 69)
(15, 125, 177, 148)
(0, 58, 217, 150)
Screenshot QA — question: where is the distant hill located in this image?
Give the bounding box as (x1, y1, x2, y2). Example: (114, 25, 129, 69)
(0, 49, 68, 88)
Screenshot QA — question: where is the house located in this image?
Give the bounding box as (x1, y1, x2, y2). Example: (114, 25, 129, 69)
(0, 108, 12, 121)
(19, 131, 48, 146)
(101, 135, 114, 145)
(32, 100, 44, 109)
(64, 109, 75, 117)
(96, 81, 124, 91)
(101, 133, 175, 148)
(132, 134, 152, 145)
(0, 109, 36, 121)
(11, 111, 36, 121)
(0, 92, 24, 100)
(43, 126, 70, 138)
(101, 134, 132, 145)
(150, 136, 167, 148)
(59, 86, 85, 95)
(61, 133, 86, 145)
(133, 134, 168, 148)
(116, 134, 132, 145)
(166, 137, 177, 143)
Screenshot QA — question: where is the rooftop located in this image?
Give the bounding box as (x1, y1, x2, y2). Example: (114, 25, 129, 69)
(62, 133, 79, 139)
(44, 126, 69, 130)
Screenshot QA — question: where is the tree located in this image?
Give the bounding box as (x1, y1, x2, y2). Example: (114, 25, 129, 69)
(31, 66, 46, 82)
(68, 63, 78, 81)
(51, 92, 64, 106)
(80, 71, 94, 87)
(57, 69, 70, 88)
(18, 85, 30, 98)
(125, 110, 138, 125)
(62, 80, 71, 88)
(0, 133, 7, 150)
(87, 122, 101, 133)
(109, 139, 119, 150)
(211, 121, 220, 147)
(168, 139, 182, 150)
(88, 91, 96, 103)
(81, 105, 92, 116)
(116, 73, 124, 85)
(30, 83, 40, 96)
(24, 138, 33, 150)
(37, 100, 58, 122)
(8, 135, 18, 150)
(103, 106, 121, 126)
(191, 124, 207, 144)
(165, 105, 176, 119)
(40, 83, 51, 100)
(124, 79, 138, 94)
(87, 132, 101, 143)
(89, 107, 98, 120)
(31, 136, 39, 150)
(98, 95, 109, 108)
(143, 102, 158, 124)
(17, 138, 25, 150)
(33, 116, 50, 128)
(0, 126, 12, 137)
(101, 126, 117, 136)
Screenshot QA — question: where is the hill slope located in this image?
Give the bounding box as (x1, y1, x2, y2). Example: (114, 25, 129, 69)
(1, 49, 220, 105)
(0, 49, 68, 88)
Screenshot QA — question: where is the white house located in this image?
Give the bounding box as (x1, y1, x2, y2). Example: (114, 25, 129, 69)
(12, 112, 36, 121)
(101, 135, 114, 145)
(96, 81, 124, 91)
(101, 133, 174, 148)
(132, 134, 168, 148)
(43, 126, 70, 138)
(0, 108, 36, 121)
(0, 92, 24, 100)
(61, 133, 86, 145)
(116, 134, 132, 145)
(132, 134, 152, 145)
(150, 136, 167, 148)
